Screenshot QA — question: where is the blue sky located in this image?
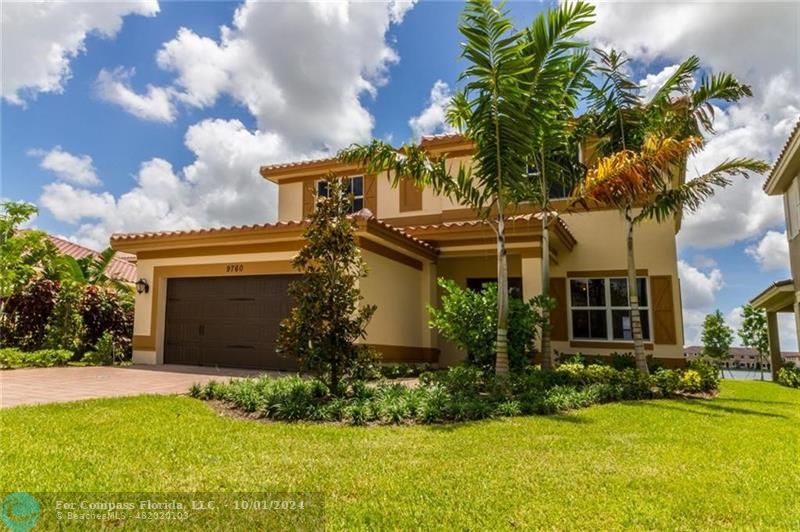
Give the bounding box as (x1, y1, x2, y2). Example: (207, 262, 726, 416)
(2, 1, 798, 349)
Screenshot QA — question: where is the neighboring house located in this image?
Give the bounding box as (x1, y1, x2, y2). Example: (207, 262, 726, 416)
(683, 346, 800, 371)
(751, 118, 800, 377)
(47, 234, 137, 284)
(111, 134, 685, 371)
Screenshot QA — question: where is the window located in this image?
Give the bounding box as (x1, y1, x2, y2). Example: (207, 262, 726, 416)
(569, 277, 651, 341)
(526, 165, 574, 200)
(317, 176, 364, 213)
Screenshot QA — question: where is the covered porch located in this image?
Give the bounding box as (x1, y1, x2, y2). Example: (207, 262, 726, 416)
(751, 279, 800, 378)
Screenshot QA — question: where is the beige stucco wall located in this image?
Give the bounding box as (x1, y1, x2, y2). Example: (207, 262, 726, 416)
(551, 209, 684, 359)
(360, 249, 434, 349)
(278, 181, 304, 222)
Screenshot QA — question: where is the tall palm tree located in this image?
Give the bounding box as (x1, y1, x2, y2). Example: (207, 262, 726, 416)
(574, 50, 768, 374)
(518, 3, 594, 369)
(341, 0, 545, 375)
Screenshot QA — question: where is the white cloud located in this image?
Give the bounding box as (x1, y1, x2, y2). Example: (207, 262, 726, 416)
(678, 260, 724, 310)
(28, 147, 100, 187)
(691, 254, 718, 270)
(409, 80, 455, 138)
(145, 0, 413, 151)
(746, 230, 790, 272)
(94, 68, 175, 122)
(638, 64, 682, 103)
(1, 1, 159, 104)
(40, 183, 115, 224)
(39, 119, 293, 250)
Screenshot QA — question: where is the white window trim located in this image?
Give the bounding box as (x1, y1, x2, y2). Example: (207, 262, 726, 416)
(567, 277, 653, 343)
(315, 175, 364, 213)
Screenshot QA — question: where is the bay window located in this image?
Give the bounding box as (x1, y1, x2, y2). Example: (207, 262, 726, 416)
(569, 277, 651, 341)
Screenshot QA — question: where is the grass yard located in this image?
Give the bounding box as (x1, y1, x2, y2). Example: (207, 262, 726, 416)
(2, 380, 799, 530)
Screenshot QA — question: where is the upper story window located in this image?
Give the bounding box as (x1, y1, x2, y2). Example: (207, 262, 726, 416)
(525, 165, 573, 200)
(569, 277, 651, 341)
(317, 176, 364, 214)
(786, 176, 800, 239)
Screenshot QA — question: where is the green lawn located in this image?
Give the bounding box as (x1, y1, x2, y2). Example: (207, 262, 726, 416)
(2, 381, 799, 530)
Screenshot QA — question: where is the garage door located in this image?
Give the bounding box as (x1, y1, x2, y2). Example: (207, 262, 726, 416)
(164, 275, 299, 370)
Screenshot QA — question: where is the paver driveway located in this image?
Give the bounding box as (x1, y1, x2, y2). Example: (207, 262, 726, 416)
(0, 365, 275, 408)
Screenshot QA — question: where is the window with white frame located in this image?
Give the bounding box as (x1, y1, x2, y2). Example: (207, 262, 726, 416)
(569, 277, 651, 341)
(317, 176, 364, 213)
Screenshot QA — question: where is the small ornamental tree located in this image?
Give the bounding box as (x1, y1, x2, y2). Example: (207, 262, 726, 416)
(738, 304, 769, 380)
(701, 309, 734, 375)
(277, 178, 377, 395)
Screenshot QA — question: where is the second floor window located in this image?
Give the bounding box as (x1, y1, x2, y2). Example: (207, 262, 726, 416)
(317, 176, 364, 214)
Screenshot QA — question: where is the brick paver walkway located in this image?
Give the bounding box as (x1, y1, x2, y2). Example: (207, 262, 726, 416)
(0, 365, 276, 408)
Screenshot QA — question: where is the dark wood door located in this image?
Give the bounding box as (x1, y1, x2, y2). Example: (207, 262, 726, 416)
(164, 275, 298, 370)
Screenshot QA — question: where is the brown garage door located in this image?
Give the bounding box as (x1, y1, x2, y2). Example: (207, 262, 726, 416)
(164, 275, 298, 370)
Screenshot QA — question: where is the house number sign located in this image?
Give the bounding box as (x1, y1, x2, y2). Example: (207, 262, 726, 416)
(225, 263, 244, 273)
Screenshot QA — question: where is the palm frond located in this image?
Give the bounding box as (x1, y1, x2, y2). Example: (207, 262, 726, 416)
(637, 157, 769, 222)
(691, 73, 753, 132)
(647, 55, 700, 107)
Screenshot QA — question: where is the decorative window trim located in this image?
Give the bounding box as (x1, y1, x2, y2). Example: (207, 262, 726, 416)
(567, 276, 653, 343)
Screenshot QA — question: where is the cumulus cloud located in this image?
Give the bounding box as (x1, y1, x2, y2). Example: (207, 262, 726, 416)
(746, 230, 790, 271)
(678, 260, 724, 310)
(1, 1, 159, 104)
(122, 0, 414, 151)
(28, 147, 101, 187)
(409, 80, 455, 138)
(39, 119, 293, 250)
(94, 68, 175, 122)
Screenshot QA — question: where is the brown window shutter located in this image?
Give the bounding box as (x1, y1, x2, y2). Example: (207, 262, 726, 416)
(399, 179, 422, 212)
(364, 174, 378, 215)
(549, 277, 568, 341)
(651, 275, 677, 345)
(302, 180, 315, 219)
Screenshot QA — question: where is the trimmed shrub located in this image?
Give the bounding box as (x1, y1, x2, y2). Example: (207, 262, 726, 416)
(80, 286, 133, 358)
(777, 366, 800, 388)
(687, 359, 720, 392)
(0, 279, 59, 350)
(679, 370, 703, 393)
(0, 348, 73, 369)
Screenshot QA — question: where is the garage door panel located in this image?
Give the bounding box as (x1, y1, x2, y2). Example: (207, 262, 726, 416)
(163, 275, 298, 370)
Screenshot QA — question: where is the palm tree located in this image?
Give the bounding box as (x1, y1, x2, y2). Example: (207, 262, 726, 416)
(518, 3, 594, 369)
(341, 0, 551, 375)
(574, 51, 769, 374)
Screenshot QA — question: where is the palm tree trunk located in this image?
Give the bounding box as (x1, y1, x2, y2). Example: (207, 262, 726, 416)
(540, 210, 554, 370)
(625, 207, 648, 375)
(495, 215, 510, 376)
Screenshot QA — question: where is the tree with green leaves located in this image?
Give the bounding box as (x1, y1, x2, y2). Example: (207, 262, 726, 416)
(0, 201, 52, 321)
(573, 50, 769, 374)
(56, 247, 133, 295)
(277, 178, 377, 395)
(701, 309, 734, 375)
(739, 304, 769, 380)
(341, 0, 595, 375)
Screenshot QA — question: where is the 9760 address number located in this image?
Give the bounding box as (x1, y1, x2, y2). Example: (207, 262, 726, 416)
(225, 264, 244, 273)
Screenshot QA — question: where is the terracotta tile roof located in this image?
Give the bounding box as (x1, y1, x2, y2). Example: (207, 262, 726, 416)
(110, 211, 437, 255)
(402, 212, 577, 245)
(419, 132, 466, 144)
(47, 235, 137, 283)
(765, 115, 800, 191)
(260, 156, 339, 173)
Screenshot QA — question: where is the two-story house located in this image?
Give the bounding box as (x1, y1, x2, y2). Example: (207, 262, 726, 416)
(111, 133, 685, 371)
(751, 118, 800, 376)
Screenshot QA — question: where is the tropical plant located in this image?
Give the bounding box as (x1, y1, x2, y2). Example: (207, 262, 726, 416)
(572, 50, 769, 374)
(0, 278, 59, 350)
(57, 247, 132, 294)
(428, 278, 549, 373)
(701, 309, 734, 374)
(517, 2, 595, 369)
(0, 201, 53, 323)
(277, 178, 377, 395)
(340, 0, 593, 374)
(738, 304, 769, 380)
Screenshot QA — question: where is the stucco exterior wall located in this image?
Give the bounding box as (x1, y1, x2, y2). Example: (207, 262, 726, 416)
(278, 182, 304, 222)
(551, 209, 684, 360)
(360, 250, 433, 350)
